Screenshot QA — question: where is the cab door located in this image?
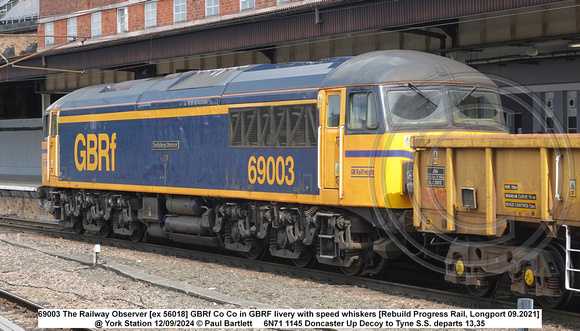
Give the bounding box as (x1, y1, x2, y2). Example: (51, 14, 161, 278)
(48, 110, 60, 182)
(318, 89, 345, 202)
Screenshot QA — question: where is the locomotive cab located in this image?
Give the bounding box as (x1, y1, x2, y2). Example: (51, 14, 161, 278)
(311, 51, 507, 274)
(316, 51, 507, 213)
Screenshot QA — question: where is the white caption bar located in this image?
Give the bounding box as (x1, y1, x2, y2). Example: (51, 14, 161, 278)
(38, 308, 542, 329)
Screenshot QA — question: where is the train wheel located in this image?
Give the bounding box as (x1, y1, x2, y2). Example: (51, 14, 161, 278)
(244, 244, 266, 260)
(71, 217, 85, 234)
(339, 259, 365, 276)
(535, 244, 573, 309)
(292, 250, 316, 268)
(98, 225, 113, 238)
(466, 275, 500, 298)
(129, 226, 145, 242)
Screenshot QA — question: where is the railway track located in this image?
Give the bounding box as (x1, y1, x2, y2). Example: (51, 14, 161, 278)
(0, 287, 94, 331)
(0, 288, 45, 330)
(1, 216, 579, 327)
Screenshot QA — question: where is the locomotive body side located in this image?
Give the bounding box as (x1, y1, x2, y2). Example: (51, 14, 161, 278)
(48, 101, 321, 202)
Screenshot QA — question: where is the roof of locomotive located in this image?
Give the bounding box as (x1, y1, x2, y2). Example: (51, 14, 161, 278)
(48, 50, 495, 114)
(320, 50, 496, 87)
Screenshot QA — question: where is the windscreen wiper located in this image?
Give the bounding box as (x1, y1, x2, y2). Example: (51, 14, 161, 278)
(455, 84, 479, 107)
(405, 82, 438, 107)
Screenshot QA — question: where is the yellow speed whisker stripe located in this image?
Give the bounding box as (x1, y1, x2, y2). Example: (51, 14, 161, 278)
(59, 106, 225, 124)
(58, 99, 317, 124)
(50, 179, 324, 205)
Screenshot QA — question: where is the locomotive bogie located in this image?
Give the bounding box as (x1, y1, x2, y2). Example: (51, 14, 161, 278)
(446, 242, 564, 297)
(50, 189, 144, 238)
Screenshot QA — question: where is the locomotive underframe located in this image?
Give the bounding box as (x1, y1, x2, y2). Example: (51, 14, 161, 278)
(48, 189, 404, 274)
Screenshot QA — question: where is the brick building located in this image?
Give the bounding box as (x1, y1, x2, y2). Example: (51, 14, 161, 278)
(3, 0, 580, 139)
(35, 0, 361, 90)
(36, 0, 311, 49)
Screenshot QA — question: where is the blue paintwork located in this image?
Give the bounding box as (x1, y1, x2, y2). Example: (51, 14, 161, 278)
(50, 59, 350, 196)
(58, 115, 319, 195)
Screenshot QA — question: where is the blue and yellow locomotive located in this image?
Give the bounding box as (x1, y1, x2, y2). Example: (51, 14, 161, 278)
(42, 50, 506, 274)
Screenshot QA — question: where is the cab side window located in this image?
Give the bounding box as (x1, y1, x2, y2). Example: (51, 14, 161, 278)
(51, 114, 58, 138)
(327, 94, 341, 128)
(43, 115, 50, 138)
(348, 92, 378, 130)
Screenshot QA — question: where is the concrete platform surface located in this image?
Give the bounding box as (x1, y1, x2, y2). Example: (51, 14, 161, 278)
(0, 175, 41, 192)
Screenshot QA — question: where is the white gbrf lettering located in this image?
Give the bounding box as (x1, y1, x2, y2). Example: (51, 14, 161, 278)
(75, 133, 117, 171)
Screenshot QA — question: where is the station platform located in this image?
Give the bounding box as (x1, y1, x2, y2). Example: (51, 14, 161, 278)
(0, 175, 42, 197)
(0, 175, 52, 222)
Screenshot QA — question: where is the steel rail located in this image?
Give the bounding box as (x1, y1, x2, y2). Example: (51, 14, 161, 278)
(0, 288, 46, 313)
(0, 287, 96, 331)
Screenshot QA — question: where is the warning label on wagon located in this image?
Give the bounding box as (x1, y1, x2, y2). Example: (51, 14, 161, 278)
(504, 193, 537, 201)
(505, 201, 537, 209)
(503, 183, 537, 211)
(426, 166, 445, 188)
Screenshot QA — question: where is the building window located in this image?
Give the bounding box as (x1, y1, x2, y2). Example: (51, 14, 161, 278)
(91, 12, 102, 37)
(174, 0, 186, 23)
(117, 7, 128, 33)
(240, 0, 254, 10)
(45, 22, 54, 45)
(67, 17, 77, 41)
(206, 0, 219, 16)
(145, 2, 157, 28)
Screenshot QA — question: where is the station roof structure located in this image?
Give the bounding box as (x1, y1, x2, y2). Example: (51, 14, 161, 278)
(0, 0, 577, 83)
